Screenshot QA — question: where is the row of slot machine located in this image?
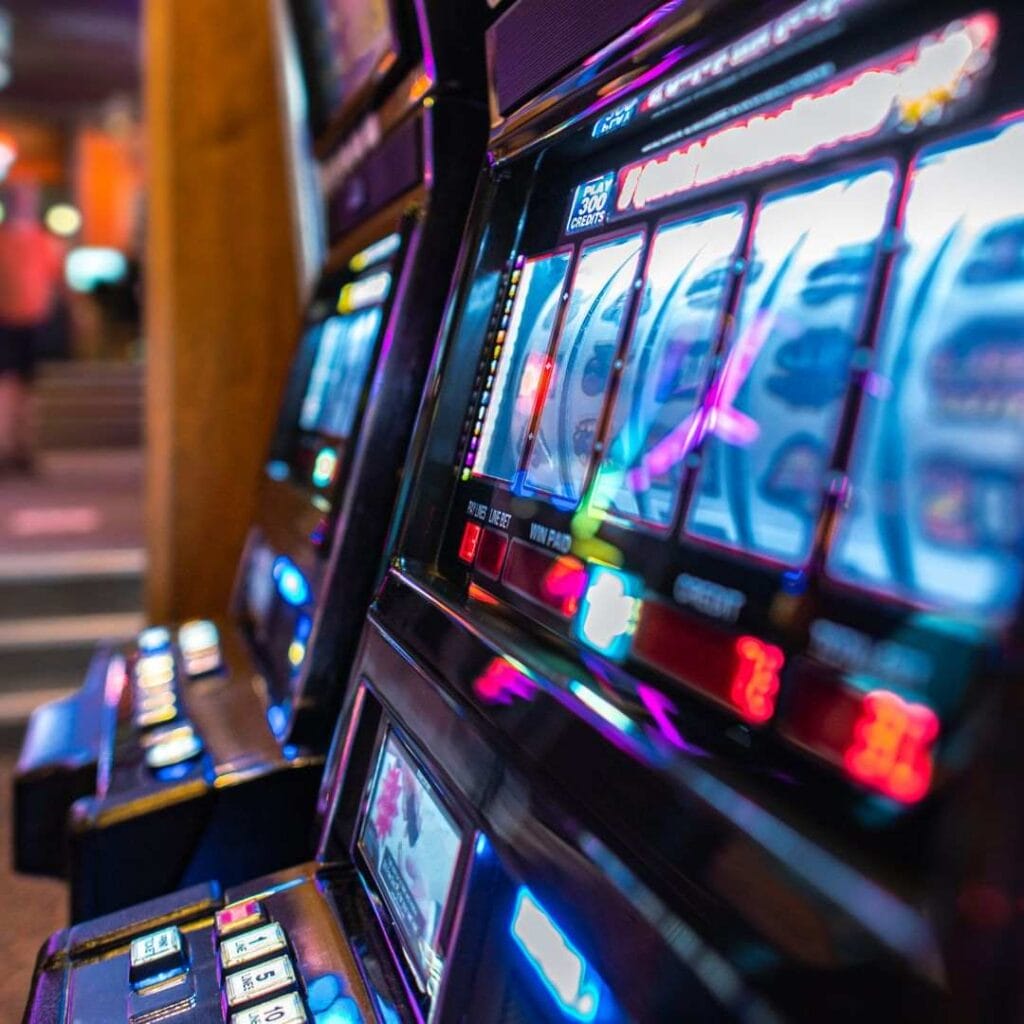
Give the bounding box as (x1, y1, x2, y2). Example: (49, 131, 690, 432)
(14, 0, 1024, 1020)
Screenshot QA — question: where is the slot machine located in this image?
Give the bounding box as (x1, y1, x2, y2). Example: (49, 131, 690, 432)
(19, 0, 1024, 1021)
(13, 0, 487, 923)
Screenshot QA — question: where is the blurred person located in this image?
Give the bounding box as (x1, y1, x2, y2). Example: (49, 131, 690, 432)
(0, 183, 65, 473)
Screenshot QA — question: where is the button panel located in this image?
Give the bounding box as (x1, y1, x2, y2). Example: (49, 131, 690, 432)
(224, 954, 296, 1007)
(220, 923, 287, 971)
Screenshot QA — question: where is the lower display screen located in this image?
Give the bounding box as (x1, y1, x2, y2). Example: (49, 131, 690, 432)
(358, 729, 464, 994)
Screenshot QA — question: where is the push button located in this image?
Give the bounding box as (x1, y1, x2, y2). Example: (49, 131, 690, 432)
(178, 619, 222, 677)
(224, 954, 296, 1007)
(216, 899, 265, 938)
(219, 922, 287, 970)
(229, 991, 307, 1024)
(129, 926, 186, 986)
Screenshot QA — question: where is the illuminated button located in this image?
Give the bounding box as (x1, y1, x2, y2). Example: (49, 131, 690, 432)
(216, 899, 265, 938)
(220, 923, 287, 970)
(129, 926, 185, 986)
(140, 723, 194, 750)
(273, 557, 311, 607)
(574, 565, 641, 661)
(230, 992, 307, 1024)
(224, 954, 296, 1007)
(137, 626, 171, 654)
(145, 730, 203, 770)
(458, 521, 483, 563)
(135, 702, 177, 729)
(178, 619, 222, 677)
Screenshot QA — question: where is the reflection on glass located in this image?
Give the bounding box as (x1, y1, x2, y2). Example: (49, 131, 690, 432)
(526, 233, 644, 503)
(299, 306, 384, 439)
(685, 164, 896, 564)
(596, 206, 747, 526)
(830, 117, 1024, 617)
(473, 252, 572, 482)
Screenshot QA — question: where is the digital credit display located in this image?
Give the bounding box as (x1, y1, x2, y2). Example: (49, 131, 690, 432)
(526, 232, 644, 504)
(298, 305, 383, 439)
(829, 115, 1024, 618)
(685, 163, 897, 564)
(596, 204, 747, 526)
(359, 730, 463, 994)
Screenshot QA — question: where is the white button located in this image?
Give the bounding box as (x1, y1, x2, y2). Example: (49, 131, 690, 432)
(135, 702, 177, 729)
(219, 923, 287, 970)
(224, 955, 296, 1007)
(137, 626, 171, 653)
(130, 926, 182, 969)
(229, 991, 307, 1024)
(146, 731, 203, 770)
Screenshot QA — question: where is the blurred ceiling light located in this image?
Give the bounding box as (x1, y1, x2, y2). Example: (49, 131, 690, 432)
(45, 203, 82, 237)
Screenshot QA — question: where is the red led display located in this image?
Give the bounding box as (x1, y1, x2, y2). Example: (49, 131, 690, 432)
(780, 659, 940, 803)
(633, 600, 783, 725)
(475, 528, 510, 578)
(459, 521, 483, 564)
(502, 540, 586, 618)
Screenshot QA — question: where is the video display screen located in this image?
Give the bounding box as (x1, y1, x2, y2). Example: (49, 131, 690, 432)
(684, 163, 898, 564)
(829, 117, 1024, 617)
(358, 730, 463, 994)
(324, 0, 395, 110)
(596, 205, 747, 526)
(525, 232, 645, 503)
(298, 306, 383, 439)
(473, 251, 572, 483)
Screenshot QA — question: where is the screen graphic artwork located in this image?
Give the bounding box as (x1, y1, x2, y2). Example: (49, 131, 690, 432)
(684, 164, 897, 564)
(359, 731, 463, 994)
(597, 205, 747, 526)
(830, 117, 1024, 617)
(525, 232, 645, 504)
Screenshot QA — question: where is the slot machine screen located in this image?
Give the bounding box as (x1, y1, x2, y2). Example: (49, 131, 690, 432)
(358, 729, 464, 995)
(829, 115, 1024, 617)
(323, 0, 396, 108)
(298, 305, 383, 440)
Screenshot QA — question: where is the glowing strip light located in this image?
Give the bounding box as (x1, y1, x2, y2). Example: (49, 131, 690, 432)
(616, 15, 996, 216)
(337, 270, 391, 313)
(349, 232, 401, 272)
(511, 888, 601, 1021)
(642, 0, 872, 113)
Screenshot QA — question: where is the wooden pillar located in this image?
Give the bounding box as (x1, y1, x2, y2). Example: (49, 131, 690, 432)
(144, 0, 301, 621)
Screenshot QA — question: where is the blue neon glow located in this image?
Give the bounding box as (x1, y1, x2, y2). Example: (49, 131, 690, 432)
(294, 614, 313, 642)
(266, 459, 290, 481)
(267, 704, 288, 739)
(574, 565, 642, 661)
(273, 556, 311, 607)
(511, 887, 600, 1021)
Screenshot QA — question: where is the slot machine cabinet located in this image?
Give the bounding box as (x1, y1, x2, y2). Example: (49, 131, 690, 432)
(19, 0, 1024, 1021)
(13, 0, 489, 924)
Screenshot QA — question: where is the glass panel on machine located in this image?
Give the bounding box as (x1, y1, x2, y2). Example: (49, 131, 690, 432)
(325, 0, 395, 107)
(596, 205, 747, 526)
(525, 232, 645, 504)
(358, 730, 464, 995)
(474, 251, 573, 483)
(829, 116, 1024, 617)
(684, 163, 898, 564)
